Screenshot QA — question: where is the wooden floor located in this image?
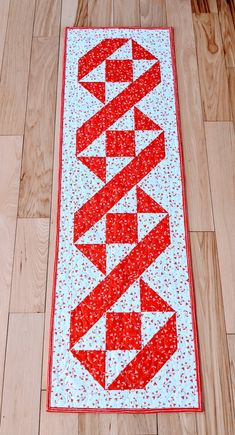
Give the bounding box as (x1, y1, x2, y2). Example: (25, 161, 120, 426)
(0, 0, 234, 433)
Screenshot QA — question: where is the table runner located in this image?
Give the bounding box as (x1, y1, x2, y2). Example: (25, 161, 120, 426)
(47, 27, 202, 412)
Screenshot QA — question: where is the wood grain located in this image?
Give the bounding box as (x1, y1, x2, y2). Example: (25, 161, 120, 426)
(79, 415, 118, 435)
(0, 314, 44, 435)
(191, 0, 218, 13)
(205, 122, 235, 333)
(88, 0, 113, 26)
(140, 0, 167, 26)
(227, 335, 235, 412)
(18, 36, 59, 218)
(40, 391, 78, 434)
(34, 0, 61, 37)
(74, 0, 88, 26)
(117, 414, 157, 435)
(158, 413, 197, 435)
(193, 13, 231, 121)
(113, 0, 140, 26)
(191, 232, 235, 435)
(218, 0, 235, 67)
(0, 136, 22, 414)
(0, 0, 10, 74)
(166, 0, 214, 231)
(0, 0, 36, 135)
(228, 67, 235, 126)
(10, 218, 49, 313)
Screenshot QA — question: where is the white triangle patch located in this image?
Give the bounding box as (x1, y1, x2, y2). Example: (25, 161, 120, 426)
(106, 350, 138, 387)
(111, 108, 134, 130)
(106, 244, 135, 273)
(76, 216, 106, 244)
(79, 133, 106, 157)
(79, 61, 105, 82)
(72, 316, 106, 350)
(133, 60, 157, 80)
(106, 82, 130, 103)
(108, 40, 132, 60)
(110, 187, 137, 213)
(106, 157, 132, 181)
(141, 312, 173, 347)
(135, 130, 162, 154)
(138, 213, 166, 241)
(109, 280, 140, 312)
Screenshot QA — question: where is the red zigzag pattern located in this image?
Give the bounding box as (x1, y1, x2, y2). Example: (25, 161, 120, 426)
(70, 38, 177, 390)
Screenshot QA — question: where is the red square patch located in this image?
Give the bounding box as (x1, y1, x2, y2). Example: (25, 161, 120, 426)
(106, 131, 135, 157)
(106, 213, 138, 244)
(106, 60, 133, 82)
(106, 312, 142, 350)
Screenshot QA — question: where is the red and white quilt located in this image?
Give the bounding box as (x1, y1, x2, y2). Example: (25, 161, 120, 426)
(47, 27, 202, 412)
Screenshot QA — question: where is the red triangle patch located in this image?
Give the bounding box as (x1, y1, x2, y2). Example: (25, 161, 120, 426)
(137, 187, 166, 213)
(140, 279, 173, 312)
(132, 40, 156, 60)
(134, 107, 161, 130)
(75, 244, 106, 274)
(71, 349, 106, 387)
(78, 157, 106, 182)
(80, 82, 105, 103)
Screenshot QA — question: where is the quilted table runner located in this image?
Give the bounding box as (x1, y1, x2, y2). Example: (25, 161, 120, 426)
(47, 27, 202, 412)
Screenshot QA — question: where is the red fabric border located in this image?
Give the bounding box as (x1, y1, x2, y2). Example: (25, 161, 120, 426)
(46, 27, 203, 413)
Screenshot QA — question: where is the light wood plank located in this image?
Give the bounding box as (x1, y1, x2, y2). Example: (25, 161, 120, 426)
(191, 232, 235, 435)
(228, 67, 235, 127)
(0, 0, 10, 74)
(0, 136, 22, 414)
(0, 313, 44, 435)
(205, 122, 235, 333)
(117, 414, 157, 435)
(158, 413, 197, 435)
(88, 0, 113, 26)
(140, 0, 166, 26)
(228, 335, 235, 412)
(79, 414, 118, 435)
(10, 218, 50, 313)
(191, 0, 218, 13)
(166, 0, 214, 230)
(40, 391, 78, 434)
(193, 13, 231, 121)
(74, 0, 88, 26)
(113, 0, 140, 26)
(60, 0, 87, 28)
(0, 0, 36, 135)
(34, 0, 61, 37)
(218, 0, 235, 68)
(18, 36, 59, 218)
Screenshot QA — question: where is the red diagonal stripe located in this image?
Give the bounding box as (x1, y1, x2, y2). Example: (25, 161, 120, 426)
(70, 215, 170, 348)
(108, 313, 177, 390)
(74, 131, 165, 242)
(76, 61, 161, 155)
(78, 38, 128, 80)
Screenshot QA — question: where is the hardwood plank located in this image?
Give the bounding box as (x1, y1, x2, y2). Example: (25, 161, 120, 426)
(191, 232, 235, 435)
(191, 0, 217, 13)
(79, 414, 118, 435)
(40, 391, 78, 434)
(88, 0, 113, 26)
(218, 0, 235, 67)
(0, 0, 36, 135)
(10, 218, 49, 313)
(74, 0, 88, 26)
(0, 313, 44, 435)
(140, 0, 166, 26)
(113, 0, 140, 26)
(0, 136, 22, 414)
(227, 335, 235, 411)
(166, 0, 214, 230)
(228, 67, 235, 126)
(205, 122, 235, 333)
(34, 0, 61, 37)
(18, 36, 59, 218)
(60, 0, 87, 28)
(0, 0, 10, 75)
(117, 415, 157, 435)
(158, 414, 197, 435)
(193, 13, 231, 121)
